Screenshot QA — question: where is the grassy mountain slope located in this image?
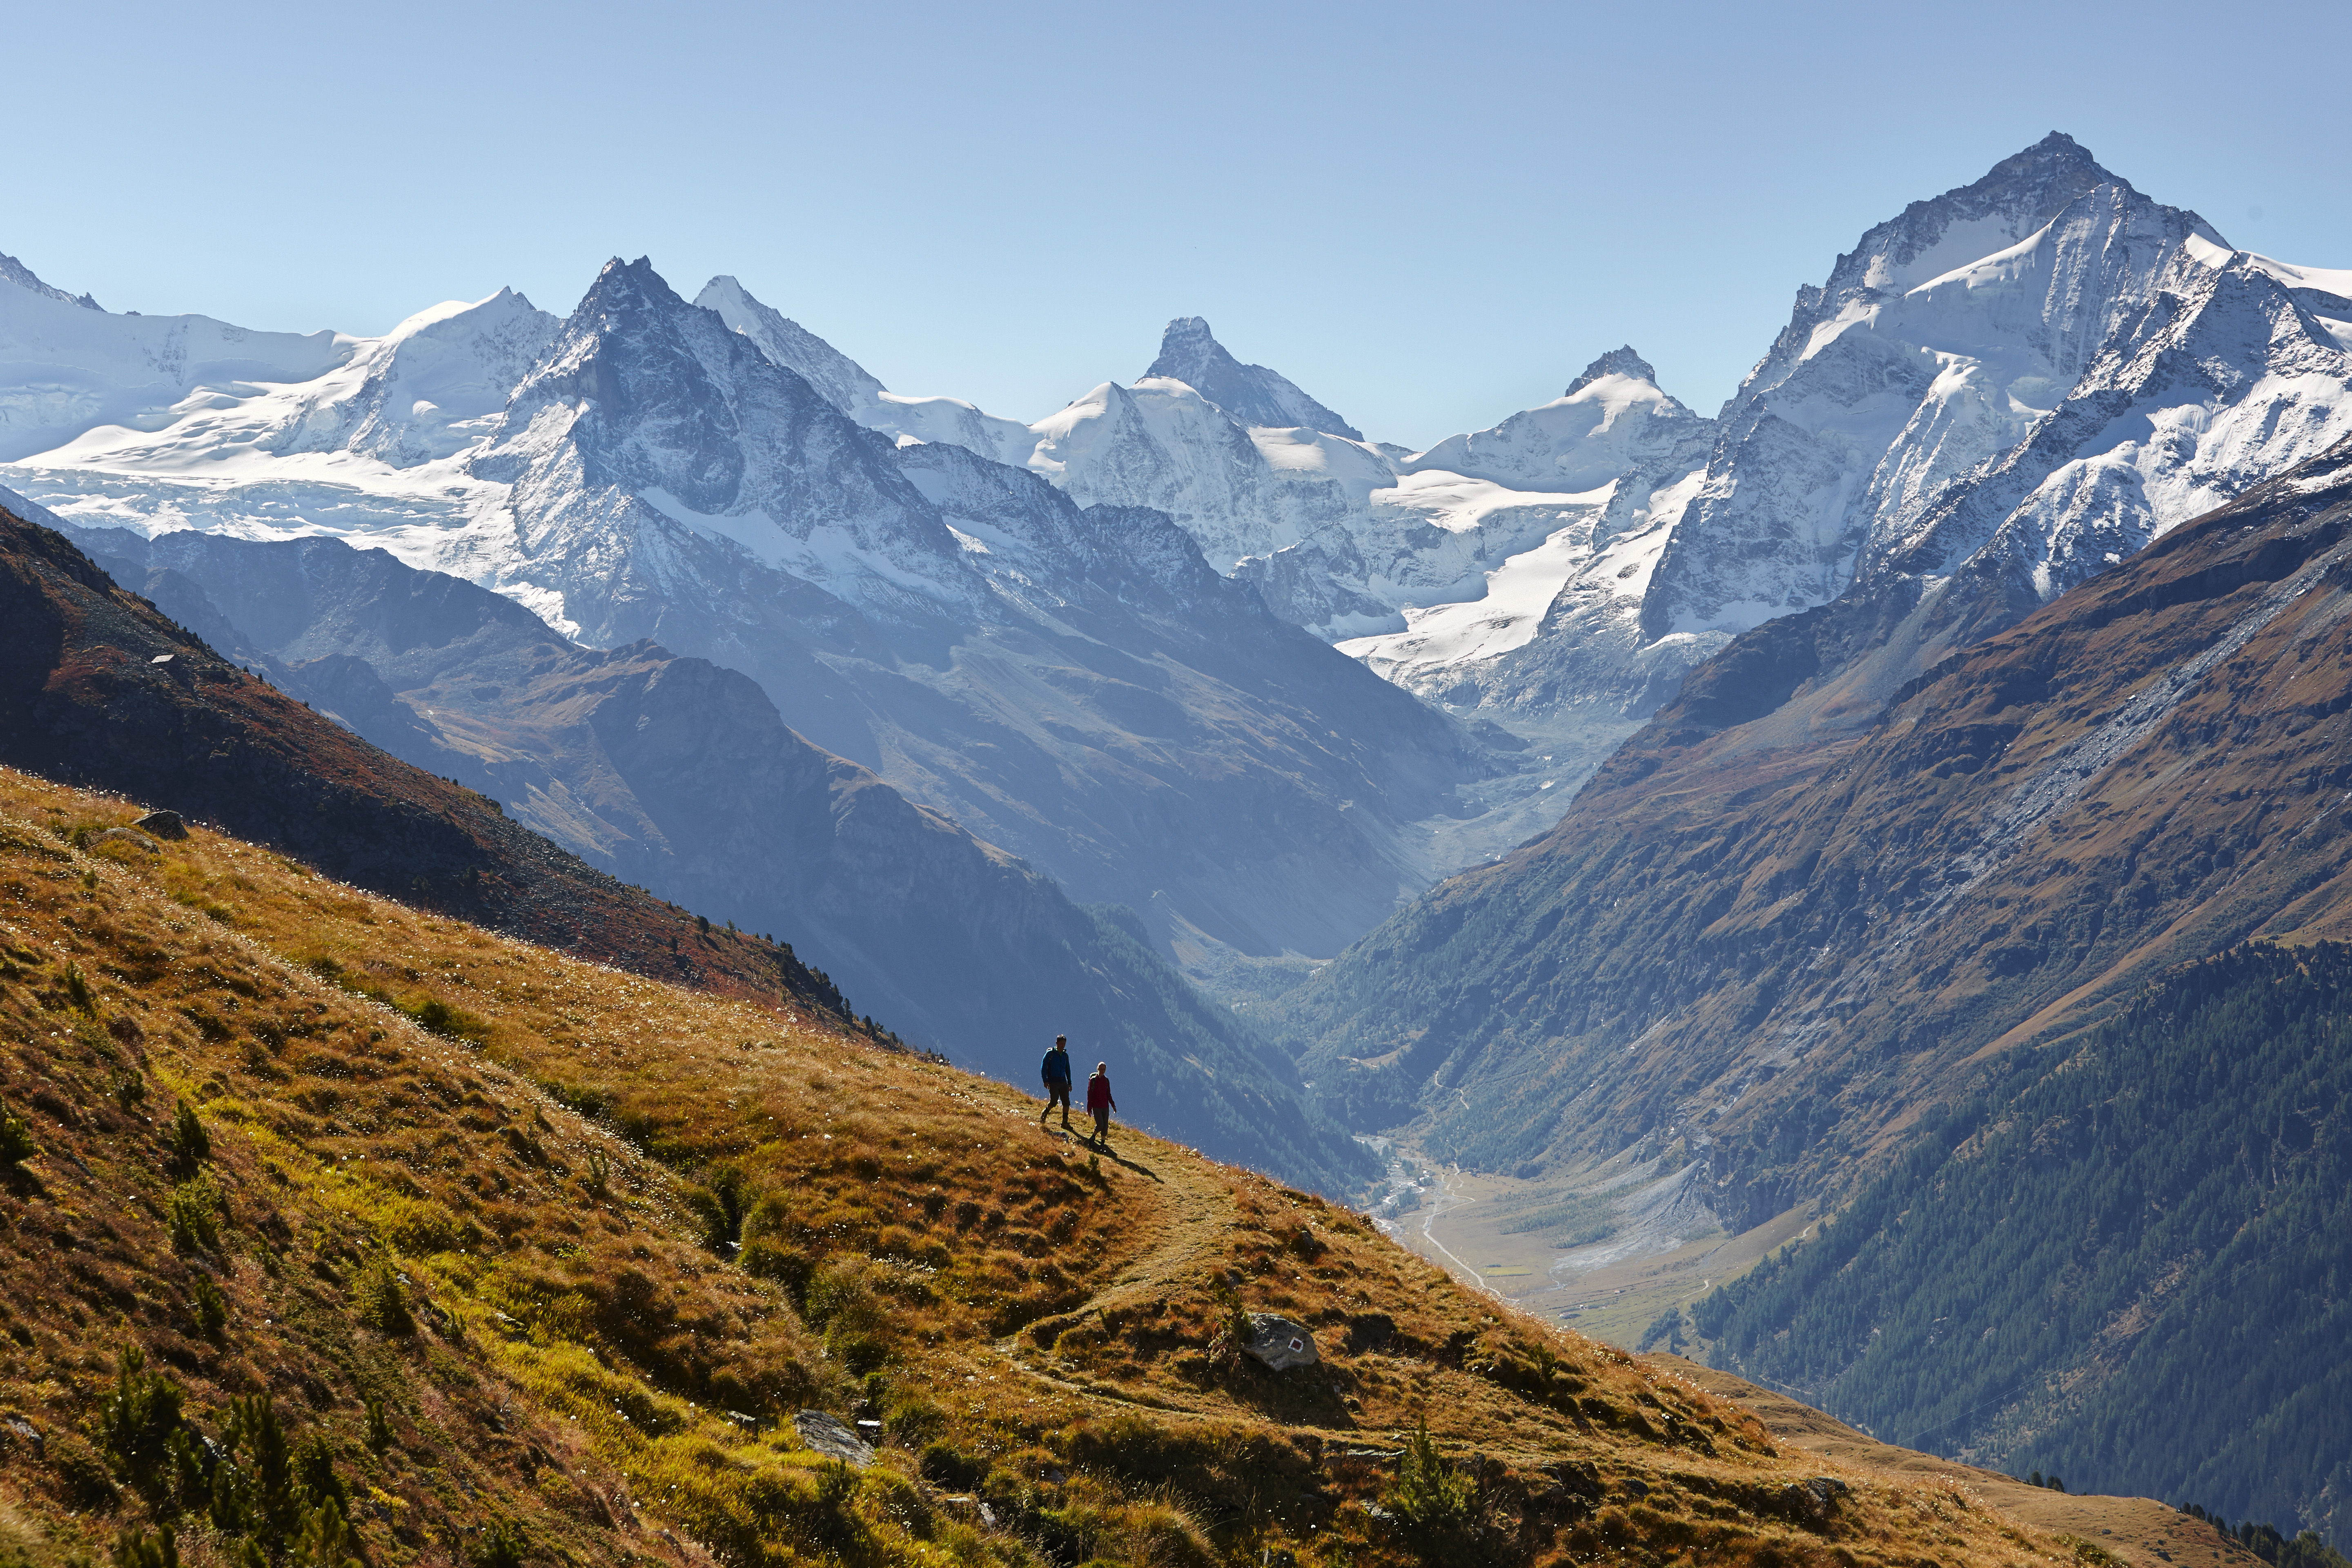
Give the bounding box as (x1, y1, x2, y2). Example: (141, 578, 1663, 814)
(1693, 941, 2352, 1545)
(0, 766, 2138, 1568)
(1276, 436, 2352, 1226)
(0, 500, 839, 1017)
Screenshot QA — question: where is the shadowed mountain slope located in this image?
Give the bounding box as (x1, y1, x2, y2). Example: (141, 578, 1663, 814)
(1695, 940, 2352, 1546)
(0, 499, 834, 1013)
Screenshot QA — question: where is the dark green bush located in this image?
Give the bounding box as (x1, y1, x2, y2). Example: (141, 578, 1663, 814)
(97, 1347, 186, 1491)
(168, 1099, 209, 1173)
(0, 1099, 34, 1165)
(475, 1517, 528, 1568)
(110, 1525, 178, 1568)
(294, 1496, 363, 1568)
(189, 1275, 229, 1341)
(354, 1258, 413, 1336)
(294, 1432, 347, 1512)
(1384, 1418, 1481, 1534)
(920, 1441, 990, 1491)
(166, 1175, 224, 1252)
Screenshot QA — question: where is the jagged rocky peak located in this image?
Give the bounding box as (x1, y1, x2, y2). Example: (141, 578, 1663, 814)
(694, 274, 887, 418)
(1566, 346, 1658, 397)
(1141, 315, 1364, 441)
(0, 250, 100, 311)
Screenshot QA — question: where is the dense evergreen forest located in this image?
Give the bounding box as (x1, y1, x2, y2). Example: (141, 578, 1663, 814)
(1693, 942, 2352, 1546)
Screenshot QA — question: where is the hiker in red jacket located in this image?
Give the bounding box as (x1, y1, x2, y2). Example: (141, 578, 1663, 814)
(1085, 1062, 1117, 1148)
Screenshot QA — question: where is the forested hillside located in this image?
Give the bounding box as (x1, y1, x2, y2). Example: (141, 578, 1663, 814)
(1694, 942, 2352, 1546)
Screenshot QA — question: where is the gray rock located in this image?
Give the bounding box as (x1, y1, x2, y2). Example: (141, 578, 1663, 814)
(132, 810, 185, 839)
(1242, 1313, 1319, 1371)
(793, 1409, 874, 1468)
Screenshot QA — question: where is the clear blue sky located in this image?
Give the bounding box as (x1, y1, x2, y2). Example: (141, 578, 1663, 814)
(6, 0, 2342, 450)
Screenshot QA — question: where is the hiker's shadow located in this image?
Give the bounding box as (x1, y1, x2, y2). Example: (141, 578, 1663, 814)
(1051, 1129, 1162, 1184)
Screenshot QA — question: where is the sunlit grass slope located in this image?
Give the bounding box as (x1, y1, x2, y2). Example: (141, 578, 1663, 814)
(0, 766, 2117, 1568)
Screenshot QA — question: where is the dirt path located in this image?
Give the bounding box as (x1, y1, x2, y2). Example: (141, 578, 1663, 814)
(994, 1122, 1393, 1434)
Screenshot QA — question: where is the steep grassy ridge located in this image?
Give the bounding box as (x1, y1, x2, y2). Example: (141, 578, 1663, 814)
(0, 768, 2125, 1568)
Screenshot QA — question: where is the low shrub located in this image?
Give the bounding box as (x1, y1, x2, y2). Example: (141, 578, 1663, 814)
(921, 1442, 991, 1491)
(168, 1099, 210, 1174)
(189, 1274, 229, 1340)
(97, 1347, 186, 1494)
(166, 1174, 225, 1252)
(354, 1258, 414, 1336)
(0, 1099, 35, 1165)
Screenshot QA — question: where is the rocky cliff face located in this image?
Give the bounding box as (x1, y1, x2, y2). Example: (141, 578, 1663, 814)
(1280, 436, 2352, 1224)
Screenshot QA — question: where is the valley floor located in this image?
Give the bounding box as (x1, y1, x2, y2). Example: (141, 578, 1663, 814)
(1367, 1146, 1813, 1349)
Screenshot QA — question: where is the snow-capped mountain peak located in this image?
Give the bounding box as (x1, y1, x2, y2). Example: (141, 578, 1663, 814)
(1141, 315, 1364, 441)
(1566, 346, 1657, 398)
(0, 250, 100, 311)
(261, 286, 559, 468)
(1638, 132, 2234, 644)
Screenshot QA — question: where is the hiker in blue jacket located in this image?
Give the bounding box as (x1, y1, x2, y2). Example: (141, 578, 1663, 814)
(1039, 1034, 1074, 1130)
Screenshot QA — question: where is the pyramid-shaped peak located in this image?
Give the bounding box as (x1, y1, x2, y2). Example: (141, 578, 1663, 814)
(1566, 346, 1657, 397)
(1812, 130, 2183, 307)
(1143, 316, 1363, 441)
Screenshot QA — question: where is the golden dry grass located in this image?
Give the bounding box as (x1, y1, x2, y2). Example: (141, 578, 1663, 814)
(0, 766, 2127, 1568)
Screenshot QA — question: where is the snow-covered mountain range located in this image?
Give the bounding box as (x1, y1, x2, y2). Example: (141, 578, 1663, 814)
(2, 132, 2346, 977)
(0, 252, 1497, 984)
